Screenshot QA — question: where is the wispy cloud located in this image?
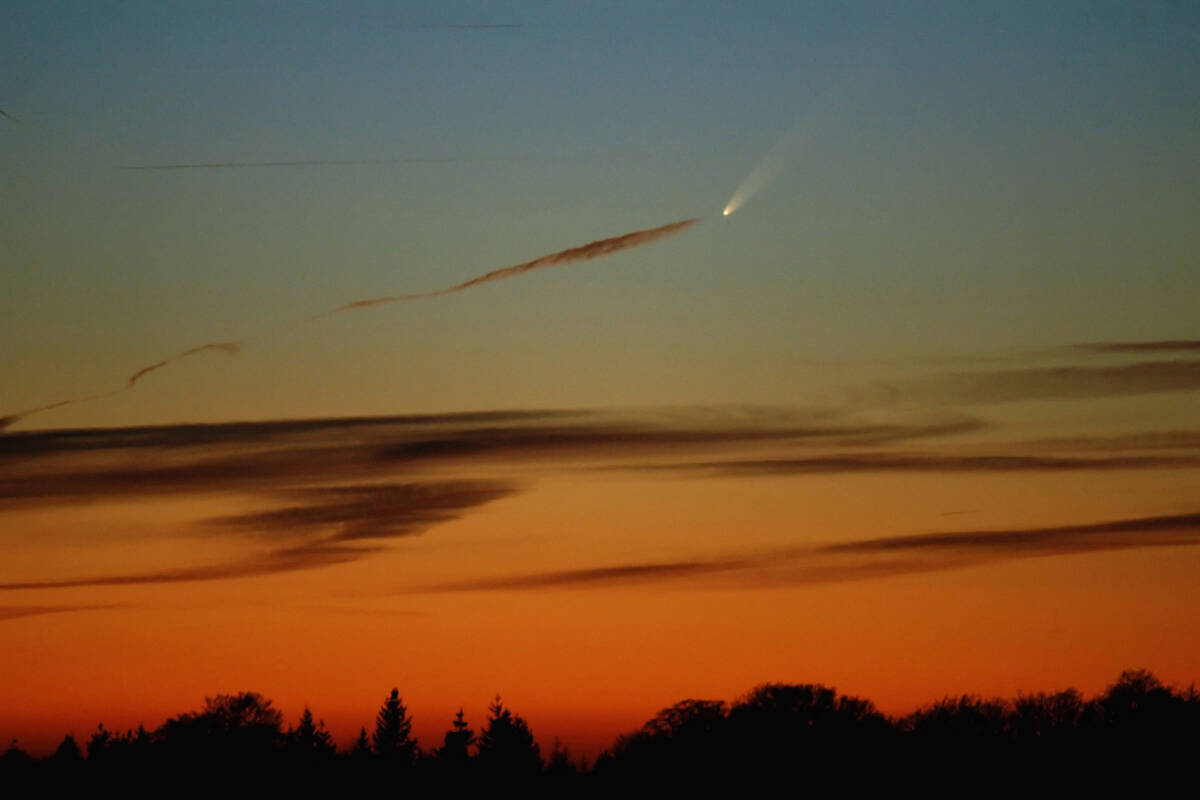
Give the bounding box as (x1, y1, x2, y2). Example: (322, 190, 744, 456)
(903, 359, 1200, 405)
(0, 409, 984, 506)
(425, 510, 1200, 592)
(1072, 339, 1200, 354)
(209, 481, 518, 542)
(0, 541, 374, 591)
(2, 217, 700, 428)
(332, 218, 700, 313)
(3, 408, 1197, 590)
(824, 511, 1200, 555)
(0, 343, 241, 430)
(1019, 431, 1200, 452)
(0, 604, 119, 622)
(0, 480, 515, 591)
(126, 342, 240, 389)
(632, 452, 1200, 477)
(115, 154, 564, 171)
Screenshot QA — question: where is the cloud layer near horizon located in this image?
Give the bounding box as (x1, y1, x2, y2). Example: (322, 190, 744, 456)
(3, 407, 1200, 592)
(899, 359, 1200, 405)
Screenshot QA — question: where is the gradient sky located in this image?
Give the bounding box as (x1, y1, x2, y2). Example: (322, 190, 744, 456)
(2, 1, 1199, 756)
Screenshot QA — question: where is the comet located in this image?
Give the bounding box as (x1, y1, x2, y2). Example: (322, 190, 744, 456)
(723, 107, 827, 217)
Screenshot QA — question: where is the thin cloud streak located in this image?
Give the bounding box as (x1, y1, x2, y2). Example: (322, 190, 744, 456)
(1074, 339, 1200, 353)
(0, 604, 119, 622)
(0, 410, 988, 506)
(126, 342, 241, 388)
(0, 542, 375, 591)
(332, 218, 700, 313)
(825, 511, 1200, 555)
(634, 452, 1200, 477)
(905, 359, 1200, 405)
(115, 154, 568, 171)
(208, 481, 519, 542)
(0, 343, 241, 430)
(0, 479, 514, 591)
(2, 218, 699, 427)
(1020, 431, 1200, 452)
(425, 511, 1200, 592)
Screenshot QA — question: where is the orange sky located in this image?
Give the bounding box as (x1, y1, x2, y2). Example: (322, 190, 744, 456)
(4, 426, 1198, 755)
(3, 2, 1200, 759)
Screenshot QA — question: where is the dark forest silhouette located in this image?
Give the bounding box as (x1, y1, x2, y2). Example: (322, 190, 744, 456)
(3, 670, 1198, 786)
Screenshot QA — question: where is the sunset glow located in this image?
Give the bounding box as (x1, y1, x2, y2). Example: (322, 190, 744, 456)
(2, 1, 1198, 763)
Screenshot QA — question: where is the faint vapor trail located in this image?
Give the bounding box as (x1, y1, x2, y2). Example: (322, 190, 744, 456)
(115, 155, 569, 171)
(2, 218, 699, 429)
(1, 394, 115, 431)
(0, 343, 241, 430)
(332, 218, 700, 313)
(126, 342, 241, 388)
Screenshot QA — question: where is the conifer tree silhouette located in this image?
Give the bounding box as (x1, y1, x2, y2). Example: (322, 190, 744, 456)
(351, 727, 372, 759)
(289, 706, 335, 762)
(372, 688, 417, 765)
(475, 695, 541, 777)
(434, 708, 474, 770)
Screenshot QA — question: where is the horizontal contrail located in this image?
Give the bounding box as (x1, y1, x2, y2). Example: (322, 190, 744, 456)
(335, 218, 700, 313)
(1074, 339, 1200, 353)
(114, 155, 572, 171)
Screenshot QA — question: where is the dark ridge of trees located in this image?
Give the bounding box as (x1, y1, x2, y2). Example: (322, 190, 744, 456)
(2, 669, 1198, 786)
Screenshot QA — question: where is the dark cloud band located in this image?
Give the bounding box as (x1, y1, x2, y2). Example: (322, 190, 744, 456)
(425, 510, 1200, 592)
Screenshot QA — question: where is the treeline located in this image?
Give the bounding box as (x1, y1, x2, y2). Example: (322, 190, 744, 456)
(3, 669, 1198, 786)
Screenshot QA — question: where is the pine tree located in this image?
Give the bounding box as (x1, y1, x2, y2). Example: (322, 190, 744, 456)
(289, 706, 335, 762)
(475, 695, 541, 777)
(372, 688, 418, 765)
(434, 708, 474, 770)
(351, 727, 372, 760)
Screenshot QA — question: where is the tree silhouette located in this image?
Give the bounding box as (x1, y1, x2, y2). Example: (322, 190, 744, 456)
(4, 669, 1199, 784)
(0, 739, 33, 776)
(351, 727, 372, 760)
(372, 688, 417, 765)
(1009, 689, 1086, 740)
(544, 738, 581, 777)
(433, 708, 474, 771)
(158, 691, 284, 766)
(51, 734, 84, 771)
(601, 698, 729, 776)
(288, 706, 336, 764)
(475, 696, 541, 777)
(903, 694, 1009, 741)
(87, 723, 114, 760)
(726, 683, 892, 773)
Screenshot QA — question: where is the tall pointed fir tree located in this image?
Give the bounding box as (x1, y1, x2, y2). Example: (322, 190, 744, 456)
(372, 688, 418, 766)
(475, 696, 541, 778)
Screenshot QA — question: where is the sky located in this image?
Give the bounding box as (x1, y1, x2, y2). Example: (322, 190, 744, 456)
(2, 1, 1199, 755)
